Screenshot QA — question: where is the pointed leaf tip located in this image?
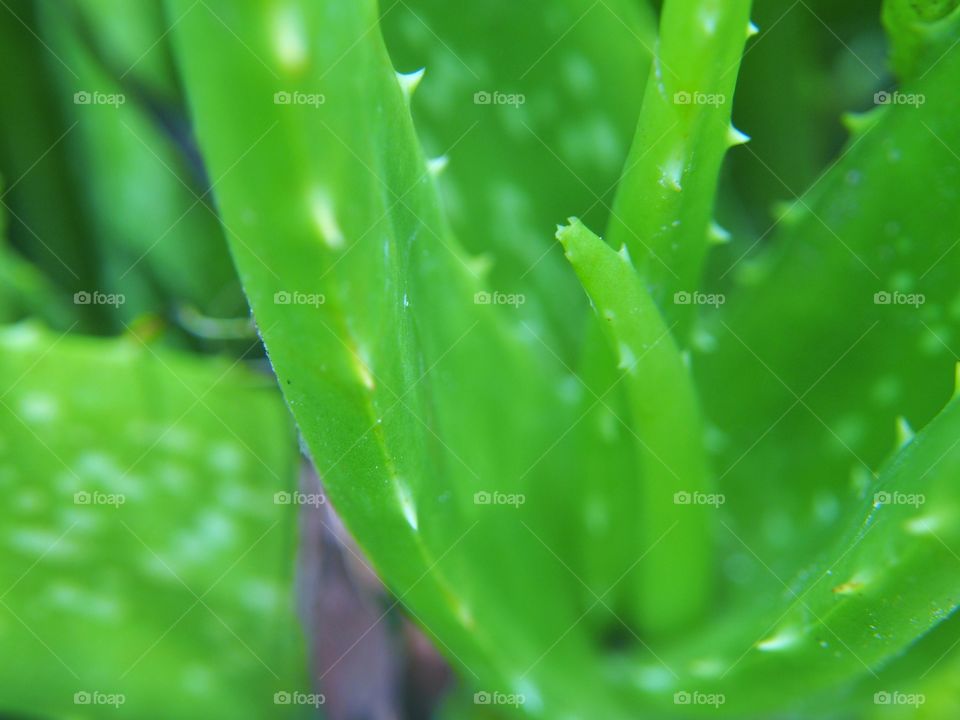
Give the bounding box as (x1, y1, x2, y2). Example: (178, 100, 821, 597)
(556, 216, 583, 243)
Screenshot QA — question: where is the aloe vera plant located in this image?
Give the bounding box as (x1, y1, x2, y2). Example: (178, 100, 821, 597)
(1, 0, 960, 717)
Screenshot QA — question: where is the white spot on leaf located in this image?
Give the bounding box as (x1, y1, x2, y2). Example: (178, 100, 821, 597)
(18, 393, 58, 423)
(395, 481, 418, 530)
(310, 188, 345, 249)
(905, 514, 940, 535)
(273, 6, 308, 70)
(757, 627, 800, 651)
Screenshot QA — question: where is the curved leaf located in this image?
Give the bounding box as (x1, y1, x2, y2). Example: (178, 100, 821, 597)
(558, 217, 712, 633)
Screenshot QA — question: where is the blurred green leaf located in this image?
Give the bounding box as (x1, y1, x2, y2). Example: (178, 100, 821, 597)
(884, 0, 960, 79)
(35, 0, 246, 326)
(0, 0, 99, 303)
(0, 178, 76, 326)
(0, 323, 305, 718)
(698, 21, 960, 596)
(613, 392, 960, 715)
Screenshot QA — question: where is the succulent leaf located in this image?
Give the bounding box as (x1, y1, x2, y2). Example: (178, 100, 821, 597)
(606, 0, 754, 333)
(0, 323, 304, 718)
(558, 217, 712, 633)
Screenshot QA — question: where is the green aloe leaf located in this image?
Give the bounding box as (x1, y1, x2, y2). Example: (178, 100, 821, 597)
(697, 11, 960, 595)
(167, 0, 628, 715)
(858, 613, 960, 719)
(568, 0, 755, 635)
(606, 0, 754, 331)
(0, 323, 305, 718)
(884, 0, 960, 79)
(381, 0, 667, 633)
(558, 217, 712, 634)
(571, 316, 643, 631)
(613, 391, 960, 715)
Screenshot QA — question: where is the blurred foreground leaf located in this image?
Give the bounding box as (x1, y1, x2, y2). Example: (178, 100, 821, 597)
(0, 323, 306, 718)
